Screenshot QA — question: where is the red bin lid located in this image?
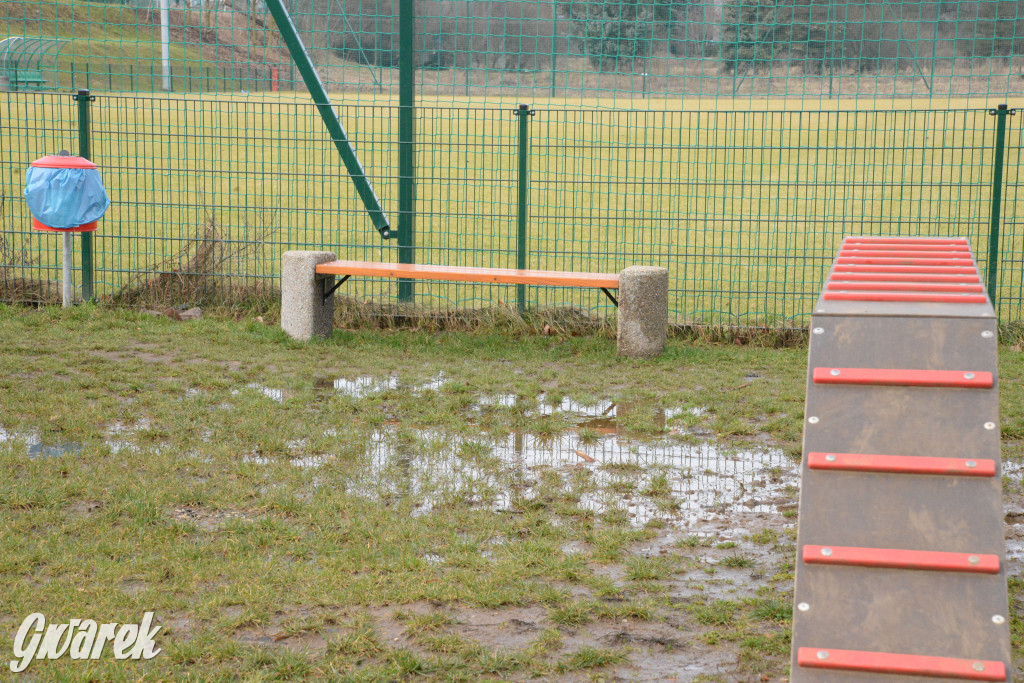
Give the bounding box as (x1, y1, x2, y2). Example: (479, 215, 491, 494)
(30, 155, 98, 170)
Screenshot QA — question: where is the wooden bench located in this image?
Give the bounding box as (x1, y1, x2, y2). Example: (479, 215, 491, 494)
(281, 252, 669, 357)
(314, 260, 622, 306)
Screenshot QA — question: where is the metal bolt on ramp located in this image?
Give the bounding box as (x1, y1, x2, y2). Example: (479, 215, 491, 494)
(790, 237, 1012, 681)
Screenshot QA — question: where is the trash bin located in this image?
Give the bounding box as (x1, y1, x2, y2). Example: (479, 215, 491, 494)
(25, 153, 109, 233)
(24, 152, 110, 307)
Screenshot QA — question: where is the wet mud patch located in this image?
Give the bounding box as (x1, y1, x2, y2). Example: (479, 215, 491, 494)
(87, 346, 180, 365)
(569, 625, 739, 682)
(65, 500, 104, 516)
(169, 506, 260, 531)
(233, 627, 331, 652)
(427, 605, 549, 651)
(217, 597, 787, 680)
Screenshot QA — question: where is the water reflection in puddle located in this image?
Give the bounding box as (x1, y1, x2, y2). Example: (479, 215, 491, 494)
(315, 375, 398, 399)
(315, 373, 450, 399)
(2, 428, 83, 459)
(28, 441, 83, 458)
(1003, 462, 1024, 564)
(535, 395, 616, 418)
(476, 394, 518, 408)
(233, 383, 286, 403)
(352, 425, 797, 528)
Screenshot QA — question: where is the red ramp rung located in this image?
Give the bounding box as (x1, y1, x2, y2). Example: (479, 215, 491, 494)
(824, 291, 988, 303)
(829, 272, 982, 283)
(802, 545, 1000, 573)
(797, 647, 1006, 680)
(837, 256, 975, 266)
(832, 264, 980, 275)
(826, 282, 985, 293)
(839, 250, 974, 259)
(807, 452, 996, 477)
(813, 367, 993, 388)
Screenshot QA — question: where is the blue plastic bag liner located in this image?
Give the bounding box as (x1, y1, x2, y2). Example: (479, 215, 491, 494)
(24, 166, 110, 229)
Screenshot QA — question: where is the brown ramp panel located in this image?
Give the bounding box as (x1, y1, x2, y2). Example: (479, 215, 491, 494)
(790, 237, 1012, 682)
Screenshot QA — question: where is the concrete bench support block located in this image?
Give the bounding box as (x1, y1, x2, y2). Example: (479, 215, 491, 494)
(281, 250, 337, 340)
(617, 265, 668, 357)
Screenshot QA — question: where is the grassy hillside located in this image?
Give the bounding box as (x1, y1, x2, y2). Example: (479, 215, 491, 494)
(2, 0, 270, 92)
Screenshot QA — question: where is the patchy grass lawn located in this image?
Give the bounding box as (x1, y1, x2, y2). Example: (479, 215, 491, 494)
(1, 304, 1023, 681)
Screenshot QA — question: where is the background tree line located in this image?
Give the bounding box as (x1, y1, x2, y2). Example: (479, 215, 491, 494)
(284, 0, 1024, 73)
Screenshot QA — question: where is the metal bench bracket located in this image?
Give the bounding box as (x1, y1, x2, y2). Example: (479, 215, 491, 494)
(321, 274, 350, 302)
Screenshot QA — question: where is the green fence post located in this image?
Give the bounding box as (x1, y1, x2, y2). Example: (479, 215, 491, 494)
(74, 89, 95, 302)
(986, 104, 1014, 307)
(514, 104, 533, 312)
(397, 0, 416, 302)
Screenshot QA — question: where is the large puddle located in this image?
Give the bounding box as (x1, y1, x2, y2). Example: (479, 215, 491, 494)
(348, 424, 798, 528)
(0, 379, 799, 529)
(301, 379, 798, 526)
(0, 383, 799, 528)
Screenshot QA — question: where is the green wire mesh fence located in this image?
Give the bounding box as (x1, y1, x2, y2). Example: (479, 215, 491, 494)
(2, 0, 1023, 328)
(1, 93, 1020, 326)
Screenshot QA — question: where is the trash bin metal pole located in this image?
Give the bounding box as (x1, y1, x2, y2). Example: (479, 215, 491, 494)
(160, 0, 171, 91)
(62, 231, 73, 308)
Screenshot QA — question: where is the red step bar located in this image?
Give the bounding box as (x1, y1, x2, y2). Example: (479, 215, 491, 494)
(832, 264, 981, 275)
(797, 648, 1006, 680)
(807, 452, 996, 477)
(813, 367, 993, 388)
(802, 544, 1000, 573)
(826, 282, 985, 293)
(828, 272, 982, 283)
(823, 291, 988, 303)
(836, 256, 975, 266)
(838, 250, 974, 259)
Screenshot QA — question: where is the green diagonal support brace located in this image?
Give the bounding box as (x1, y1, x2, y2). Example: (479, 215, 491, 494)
(264, 0, 392, 238)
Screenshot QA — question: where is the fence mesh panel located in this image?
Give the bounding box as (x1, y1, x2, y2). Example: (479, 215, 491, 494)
(2, 93, 1019, 326)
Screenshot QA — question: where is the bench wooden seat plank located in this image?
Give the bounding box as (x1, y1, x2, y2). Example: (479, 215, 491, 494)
(315, 260, 620, 289)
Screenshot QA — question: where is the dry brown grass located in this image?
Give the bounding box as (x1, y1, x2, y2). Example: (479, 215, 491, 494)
(112, 212, 277, 308)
